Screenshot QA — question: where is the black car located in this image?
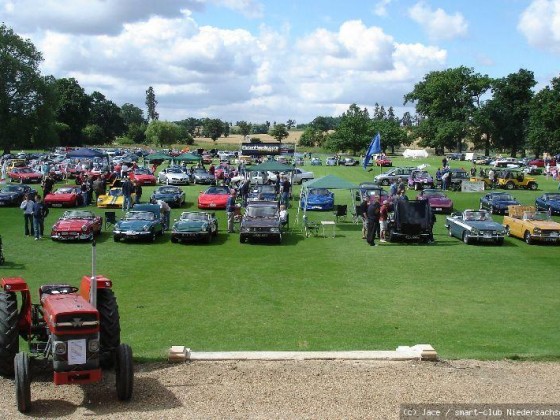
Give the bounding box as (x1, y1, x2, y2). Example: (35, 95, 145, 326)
(239, 201, 282, 244)
(150, 185, 185, 207)
(0, 184, 37, 206)
(386, 199, 433, 243)
(479, 192, 520, 214)
(436, 168, 470, 191)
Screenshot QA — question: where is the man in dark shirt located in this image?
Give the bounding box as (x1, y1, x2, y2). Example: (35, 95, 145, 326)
(121, 178, 133, 211)
(366, 199, 380, 246)
(226, 190, 237, 233)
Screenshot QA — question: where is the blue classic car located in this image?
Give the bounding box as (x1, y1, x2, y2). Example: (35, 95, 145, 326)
(248, 184, 277, 202)
(0, 184, 37, 206)
(300, 188, 335, 211)
(171, 211, 218, 243)
(445, 209, 506, 245)
(150, 185, 185, 207)
(535, 192, 560, 215)
(113, 203, 164, 242)
(479, 192, 520, 214)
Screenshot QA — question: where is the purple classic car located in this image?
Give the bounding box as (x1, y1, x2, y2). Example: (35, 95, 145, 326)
(416, 189, 454, 214)
(408, 170, 434, 191)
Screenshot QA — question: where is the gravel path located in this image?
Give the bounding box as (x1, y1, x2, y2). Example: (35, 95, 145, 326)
(0, 359, 559, 419)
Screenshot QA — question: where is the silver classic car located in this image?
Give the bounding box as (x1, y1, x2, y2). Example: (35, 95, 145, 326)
(445, 209, 506, 245)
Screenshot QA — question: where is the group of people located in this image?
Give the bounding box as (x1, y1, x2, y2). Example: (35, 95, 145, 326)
(19, 193, 49, 240)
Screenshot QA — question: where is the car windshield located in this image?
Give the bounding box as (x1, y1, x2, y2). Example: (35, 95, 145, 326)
(181, 213, 207, 221)
(424, 191, 445, 198)
(495, 194, 514, 201)
(545, 194, 560, 201)
(256, 185, 276, 194)
(158, 187, 180, 194)
(194, 169, 209, 174)
(464, 210, 489, 221)
(125, 211, 155, 221)
(413, 171, 430, 178)
(55, 187, 75, 194)
(109, 188, 123, 197)
(205, 187, 228, 195)
(526, 211, 550, 221)
(245, 206, 278, 218)
(310, 188, 330, 196)
(134, 168, 151, 175)
(63, 210, 94, 219)
(1, 186, 22, 193)
(167, 168, 183, 174)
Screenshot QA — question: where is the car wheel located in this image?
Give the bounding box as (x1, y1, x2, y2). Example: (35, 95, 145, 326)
(496, 238, 504, 246)
(529, 182, 538, 190)
(504, 226, 510, 236)
(171, 236, 178, 243)
(386, 228, 395, 243)
(240, 234, 246, 243)
(113, 235, 120, 242)
(462, 231, 471, 245)
(166, 179, 170, 185)
(506, 182, 514, 190)
(524, 230, 533, 245)
(151, 231, 157, 242)
(381, 179, 390, 186)
(448, 228, 453, 237)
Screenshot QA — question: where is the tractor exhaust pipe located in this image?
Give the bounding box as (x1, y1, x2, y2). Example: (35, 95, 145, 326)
(90, 240, 97, 308)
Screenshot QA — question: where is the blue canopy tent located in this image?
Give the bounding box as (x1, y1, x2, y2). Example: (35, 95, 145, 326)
(66, 148, 110, 169)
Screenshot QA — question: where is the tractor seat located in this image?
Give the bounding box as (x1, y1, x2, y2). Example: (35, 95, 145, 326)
(39, 284, 79, 296)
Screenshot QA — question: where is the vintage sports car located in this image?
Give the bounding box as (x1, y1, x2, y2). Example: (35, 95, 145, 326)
(300, 188, 335, 211)
(342, 157, 359, 166)
(310, 157, 322, 166)
(44, 185, 83, 208)
(535, 192, 560, 215)
(50, 210, 102, 241)
(248, 184, 277, 202)
(191, 168, 215, 185)
(0, 184, 37, 206)
(113, 203, 164, 242)
(502, 205, 560, 245)
(407, 170, 434, 191)
(129, 167, 156, 185)
(445, 209, 506, 245)
(496, 169, 538, 190)
(8, 167, 43, 183)
(197, 185, 230, 209)
(386, 199, 433, 243)
(356, 182, 390, 203)
(240, 200, 282, 244)
(97, 180, 135, 208)
(171, 211, 218, 243)
(416, 189, 453, 214)
(157, 166, 190, 185)
(150, 185, 185, 207)
(479, 192, 520, 215)
(325, 157, 338, 166)
(375, 156, 392, 167)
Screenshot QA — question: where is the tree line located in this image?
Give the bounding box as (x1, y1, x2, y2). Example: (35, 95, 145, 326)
(1, 23, 559, 157)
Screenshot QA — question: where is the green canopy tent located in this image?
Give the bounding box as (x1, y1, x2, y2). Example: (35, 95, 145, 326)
(245, 161, 295, 173)
(145, 152, 172, 161)
(297, 174, 359, 226)
(173, 153, 202, 163)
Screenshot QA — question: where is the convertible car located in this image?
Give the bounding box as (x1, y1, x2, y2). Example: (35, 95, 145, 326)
(503, 205, 560, 245)
(157, 166, 191, 185)
(535, 192, 560, 215)
(300, 188, 335, 211)
(171, 211, 218, 243)
(416, 189, 453, 214)
(50, 210, 102, 241)
(150, 185, 185, 207)
(0, 184, 37, 206)
(197, 185, 230, 209)
(479, 192, 520, 214)
(8, 167, 43, 183)
(44, 185, 83, 207)
(248, 184, 277, 202)
(191, 168, 215, 185)
(113, 204, 164, 242)
(129, 167, 156, 185)
(407, 170, 434, 190)
(445, 209, 506, 245)
(97, 180, 135, 208)
(356, 183, 390, 203)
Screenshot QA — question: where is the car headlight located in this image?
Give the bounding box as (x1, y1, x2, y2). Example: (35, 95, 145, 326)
(202, 223, 208, 230)
(471, 228, 479, 235)
(533, 228, 541, 234)
(54, 341, 67, 355)
(82, 225, 88, 232)
(271, 228, 280, 233)
(143, 225, 150, 231)
(88, 339, 100, 353)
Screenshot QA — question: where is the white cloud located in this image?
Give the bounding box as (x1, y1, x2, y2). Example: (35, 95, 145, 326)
(209, 0, 264, 18)
(373, 0, 393, 17)
(518, 0, 560, 54)
(408, 1, 468, 41)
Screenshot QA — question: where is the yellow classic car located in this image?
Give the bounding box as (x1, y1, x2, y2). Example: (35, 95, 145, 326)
(97, 180, 136, 209)
(503, 205, 560, 245)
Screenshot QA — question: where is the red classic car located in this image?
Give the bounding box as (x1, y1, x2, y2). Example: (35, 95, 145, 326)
(375, 156, 393, 167)
(528, 158, 556, 167)
(197, 185, 230, 209)
(8, 167, 43, 183)
(44, 185, 83, 207)
(50, 209, 102, 241)
(129, 167, 156, 185)
(416, 188, 454, 214)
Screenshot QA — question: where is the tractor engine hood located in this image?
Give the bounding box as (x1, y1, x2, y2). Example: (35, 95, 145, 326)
(42, 294, 99, 335)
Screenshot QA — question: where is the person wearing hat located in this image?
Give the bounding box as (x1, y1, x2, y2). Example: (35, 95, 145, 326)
(226, 189, 237, 233)
(379, 200, 389, 243)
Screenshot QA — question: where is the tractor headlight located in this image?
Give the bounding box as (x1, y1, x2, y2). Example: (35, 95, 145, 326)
(88, 339, 100, 353)
(54, 341, 67, 355)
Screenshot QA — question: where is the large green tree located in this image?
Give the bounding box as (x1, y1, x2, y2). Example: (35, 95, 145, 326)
(269, 123, 289, 142)
(236, 121, 252, 137)
(0, 24, 56, 152)
(527, 75, 560, 156)
(145, 86, 159, 122)
(88, 91, 125, 143)
(325, 104, 373, 154)
(53, 77, 91, 146)
(202, 118, 224, 141)
(404, 66, 491, 154)
(145, 120, 181, 146)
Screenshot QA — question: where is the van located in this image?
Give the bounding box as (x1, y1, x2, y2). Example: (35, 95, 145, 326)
(465, 153, 477, 161)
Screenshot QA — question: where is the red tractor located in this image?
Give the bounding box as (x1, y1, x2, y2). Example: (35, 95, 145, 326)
(0, 245, 133, 413)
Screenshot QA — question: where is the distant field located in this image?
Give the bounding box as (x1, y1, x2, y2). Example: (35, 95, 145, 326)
(1, 155, 559, 362)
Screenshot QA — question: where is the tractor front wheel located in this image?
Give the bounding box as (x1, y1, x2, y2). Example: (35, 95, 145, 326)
(97, 289, 121, 368)
(0, 292, 19, 377)
(115, 343, 133, 401)
(14, 352, 31, 413)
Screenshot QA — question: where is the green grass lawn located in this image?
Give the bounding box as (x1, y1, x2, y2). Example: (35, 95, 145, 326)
(1, 155, 559, 361)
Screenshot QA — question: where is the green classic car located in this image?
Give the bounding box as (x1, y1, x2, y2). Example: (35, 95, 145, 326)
(171, 211, 218, 243)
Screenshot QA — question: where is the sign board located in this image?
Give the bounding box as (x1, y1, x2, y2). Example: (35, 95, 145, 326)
(461, 181, 485, 192)
(241, 143, 295, 156)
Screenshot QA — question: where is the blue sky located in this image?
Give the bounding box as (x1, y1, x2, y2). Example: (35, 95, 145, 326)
(1, 0, 559, 124)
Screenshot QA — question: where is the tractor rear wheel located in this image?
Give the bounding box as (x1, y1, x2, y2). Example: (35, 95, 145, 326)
(97, 289, 121, 368)
(0, 292, 19, 377)
(115, 343, 133, 401)
(14, 352, 31, 413)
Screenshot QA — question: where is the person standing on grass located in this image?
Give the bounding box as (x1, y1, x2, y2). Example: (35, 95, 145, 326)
(20, 193, 35, 236)
(379, 200, 389, 243)
(134, 181, 142, 204)
(366, 198, 380, 247)
(226, 189, 237, 233)
(121, 177, 133, 211)
(157, 199, 171, 230)
(359, 196, 369, 239)
(32, 195, 48, 240)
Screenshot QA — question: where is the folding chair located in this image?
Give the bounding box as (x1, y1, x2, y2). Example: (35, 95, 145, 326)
(302, 215, 319, 237)
(104, 211, 117, 231)
(333, 204, 347, 222)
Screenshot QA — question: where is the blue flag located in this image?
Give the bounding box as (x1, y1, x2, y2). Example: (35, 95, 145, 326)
(363, 132, 381, 169)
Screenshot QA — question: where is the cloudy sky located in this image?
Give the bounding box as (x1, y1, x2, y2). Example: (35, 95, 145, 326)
(2, 0, 559, 124)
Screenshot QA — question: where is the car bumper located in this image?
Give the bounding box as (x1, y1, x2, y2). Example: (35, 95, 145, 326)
(172, 231, 210, 240)
(164, 179, 190, 185)
(51, 231, 92, 241)
(113, 230, 153, 239)
(528, 234, 560, 243)
(466, 233, 505, 242)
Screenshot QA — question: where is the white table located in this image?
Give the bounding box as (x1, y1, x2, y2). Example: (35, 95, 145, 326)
(320, 220, 336, 238)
